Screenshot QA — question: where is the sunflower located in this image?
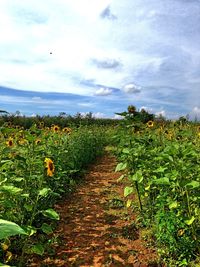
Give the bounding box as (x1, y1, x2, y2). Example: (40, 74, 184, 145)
(197, 126, 200, 132)
(18, 138, 27, 145)
(52, 125, 60, 132)
(146, 120, 154, 128)
(6, 138, 14, 147)
(44, 158, 55, 177)
(176, 135, 182, 141)
(62, 127, 72, 134)
(39, 121, 44, 128)
(35, 139, 41, 145)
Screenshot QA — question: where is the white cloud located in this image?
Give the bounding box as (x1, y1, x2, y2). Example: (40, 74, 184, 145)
(0, 0, 200, 118)
(92, 112, 105, 118)
(190, 106, 200, 120)
(113, 114, 123, 120)
(95, 87, 112, 96)
(155, 110, 166, 118)
(123, 83, 141, 94)
(78, 102, 94, 107)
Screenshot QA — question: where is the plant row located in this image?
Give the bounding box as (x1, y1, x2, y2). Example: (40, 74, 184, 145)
(0, 124, 106, 266)
(115, 121, 200, 266)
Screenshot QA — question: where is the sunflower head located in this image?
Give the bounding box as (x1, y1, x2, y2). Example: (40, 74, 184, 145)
(128, 105, 136, 114)
(176, 135, 182, 141)
(52, 125, 60, 132)
(6, 138, 14, 147)
(35, 139, 41, 145)
(44, 158, 55, 177)
(62, 127, 72, 134)
(146, 120, 154, 128)
(18, 138, 27, 145)
(7, 122, 12, 127)
(197, 126, 200, 132)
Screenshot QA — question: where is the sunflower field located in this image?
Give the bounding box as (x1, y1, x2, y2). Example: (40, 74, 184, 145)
(115, 119, 200, 266)
(0, 122, 106, 266)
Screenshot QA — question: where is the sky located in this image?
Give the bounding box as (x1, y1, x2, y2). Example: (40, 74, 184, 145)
(0, 0, 200, 119)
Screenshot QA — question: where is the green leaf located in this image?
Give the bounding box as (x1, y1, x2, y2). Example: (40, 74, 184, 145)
(129, 171, 143, 183)
(41, 223, 53, 234)
(0, 263, 12, 267)
(154, 167, 167, 173)
(0, 219, 27, 239)
(42, 209, 60, 220)
(24, 204, 33, 212)
(31, 243, 44, 255)
(186, 181, 200, 189)
(169, 201, 178, 209)
(153, 177, 170, 185)
(115, 162, 127, 172)
(185, 216, 195, 225)
(122, 148, 130, 154)
(39, 188, 51, 197)
(124, 186, 134, 197)
(0, 185, 23, 195)
(23, 226, 37, 236)
(13, 177, 24, 182)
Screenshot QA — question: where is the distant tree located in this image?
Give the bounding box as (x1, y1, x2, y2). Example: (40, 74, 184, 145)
(59, 112, 67, 117)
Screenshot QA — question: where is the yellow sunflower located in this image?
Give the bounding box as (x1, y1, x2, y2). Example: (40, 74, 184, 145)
(62, 127, 72, 134)
(146, 120, 154, 128)
(52, 125, 60, 132)
(18, 138, 27, 145)
(35, 139, 41, 145)
(39, 121, 44, 128)
(6, 138, 14, 147)
(44, 158, 55, 177)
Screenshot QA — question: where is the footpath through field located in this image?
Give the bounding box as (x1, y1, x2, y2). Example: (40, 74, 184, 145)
(30, 153, 158, 267)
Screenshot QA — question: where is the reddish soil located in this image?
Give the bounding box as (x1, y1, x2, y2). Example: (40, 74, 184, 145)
(30, 153, 159, 267)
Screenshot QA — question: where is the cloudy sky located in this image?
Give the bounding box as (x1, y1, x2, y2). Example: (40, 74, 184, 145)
(0, 0, 200, 119)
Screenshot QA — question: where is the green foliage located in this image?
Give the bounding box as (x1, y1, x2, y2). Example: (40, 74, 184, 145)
(0, 124, 107, 265)
(115, 119, 200, 265)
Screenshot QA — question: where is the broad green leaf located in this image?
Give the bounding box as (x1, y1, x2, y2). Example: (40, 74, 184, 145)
(153, 177, 170, 185)
(23, 226, 37, 236)
(126, 199, 132, 208)
(39, 188, 51, 197)
(186, 181, 200, 189)
(122, 148, 130, 154)
(0, 178, 7, 186)
(145, 184, 151, 191)
(31, 243, 44, 255)
(41, 223, 53, 234)
(115, 162, 127, 172)
(0, 185, 23, 195)
(154, 167, 167, 173)
(185, 216, 195, 225)
(0, 263, 11, 267)
(24, 204, 33, 212)
(124, 186, 134, 197)
(130, 171, 143, 183)
(0, 219, 27, 239)
(13, 177, 24, 182)
(169, 201, 178, 209)
(42, 209, 60, 220)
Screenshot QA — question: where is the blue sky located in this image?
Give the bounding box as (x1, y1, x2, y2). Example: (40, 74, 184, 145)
(0, 0, 200, 119)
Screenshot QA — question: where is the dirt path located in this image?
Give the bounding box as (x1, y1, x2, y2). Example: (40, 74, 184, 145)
(30, 153, 158, 267)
